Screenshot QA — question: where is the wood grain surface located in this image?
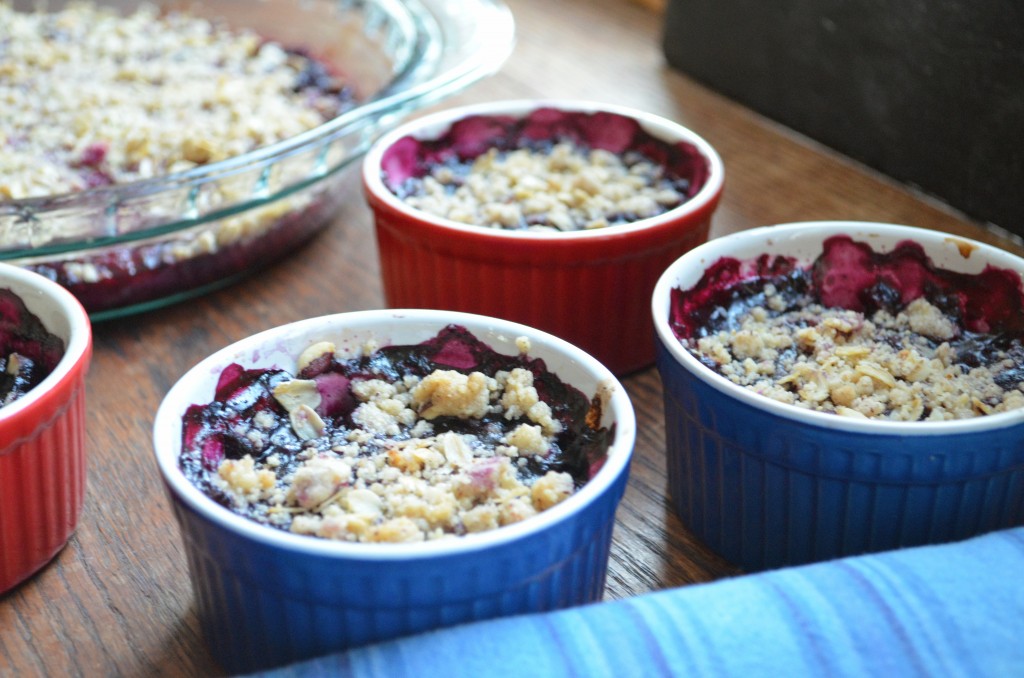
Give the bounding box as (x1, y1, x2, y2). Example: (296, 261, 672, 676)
(2, 0, 1018, 675)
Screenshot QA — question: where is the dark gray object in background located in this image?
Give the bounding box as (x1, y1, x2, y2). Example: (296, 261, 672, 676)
(662, 0, 1024, 234)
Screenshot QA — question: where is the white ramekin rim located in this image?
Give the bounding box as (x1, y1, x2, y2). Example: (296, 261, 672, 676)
(153, 308, 637, 560)
(0, 263, 91, 424)
(652, 220, 1024, 436)
(362, 98, 724, 240)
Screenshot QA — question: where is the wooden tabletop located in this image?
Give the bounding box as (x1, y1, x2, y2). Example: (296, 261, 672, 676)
(3, 0, 1020, 675)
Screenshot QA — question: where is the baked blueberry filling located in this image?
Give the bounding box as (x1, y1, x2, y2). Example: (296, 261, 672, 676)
(670, 236, 1024, 420)
(0, 288, 65, 408)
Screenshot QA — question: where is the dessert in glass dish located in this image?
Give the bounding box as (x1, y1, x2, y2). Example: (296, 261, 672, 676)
(0, 0, 514, 319)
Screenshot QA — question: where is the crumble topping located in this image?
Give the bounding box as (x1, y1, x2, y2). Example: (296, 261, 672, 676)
(0, 3, 356, 308)
(398, 142, 687, 231)
(688, 286, 1024, 421)
(180, 327, 611, 542)
(0, 2, 350, 199)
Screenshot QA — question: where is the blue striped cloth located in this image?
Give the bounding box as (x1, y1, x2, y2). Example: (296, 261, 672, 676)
(257, 528, 1024, 677)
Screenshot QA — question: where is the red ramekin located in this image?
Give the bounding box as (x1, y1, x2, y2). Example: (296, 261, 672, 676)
(0, 264, 92, 594)
(362, 100, 724, 375)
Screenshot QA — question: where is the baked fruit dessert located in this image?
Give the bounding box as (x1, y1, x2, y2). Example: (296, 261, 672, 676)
(670, 234, 1024, 420)
(180, 325, 612, 542)
(0, 3, 353, 199)
(0, 2, 358, 315)
(0, 288, 65, 408)
(384, 107, 709, 231)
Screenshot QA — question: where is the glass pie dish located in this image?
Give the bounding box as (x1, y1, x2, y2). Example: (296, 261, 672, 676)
(0, 0, 514, 320)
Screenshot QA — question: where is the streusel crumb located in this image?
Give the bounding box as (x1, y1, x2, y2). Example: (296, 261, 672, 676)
(688, 287, 1024, 421)
(0, 3, 350, 200)
(399, 142, 686, 231)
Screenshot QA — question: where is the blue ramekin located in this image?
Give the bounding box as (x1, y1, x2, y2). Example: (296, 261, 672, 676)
(153, 309, 635, 673)
(652, 221, 1024, 572)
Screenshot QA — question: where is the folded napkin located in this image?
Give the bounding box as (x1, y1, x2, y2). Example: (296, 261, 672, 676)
(256, 528, 1024, 677)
